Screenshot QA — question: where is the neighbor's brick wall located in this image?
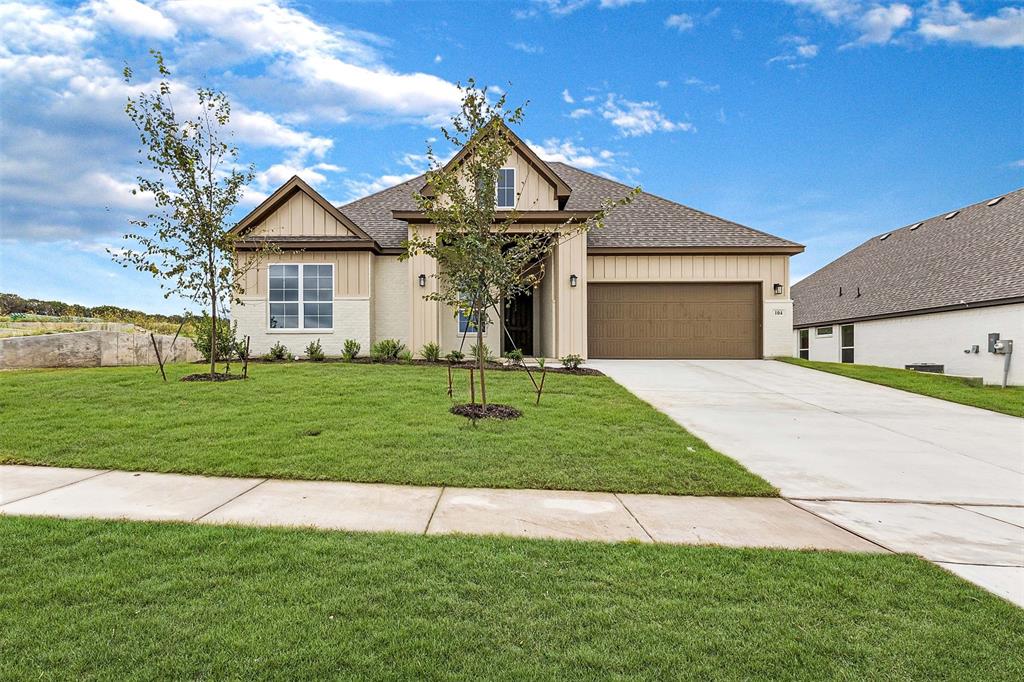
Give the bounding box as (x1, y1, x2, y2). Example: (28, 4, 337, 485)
(232, 298, 370, 358)
(372, 256, 409, 348)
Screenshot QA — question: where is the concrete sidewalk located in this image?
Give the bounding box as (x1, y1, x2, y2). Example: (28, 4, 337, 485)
(1, 464, 879, 552)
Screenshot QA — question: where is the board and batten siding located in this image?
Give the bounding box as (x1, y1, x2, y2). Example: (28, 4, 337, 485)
(503, 150, 558, 211)
(244, 191, 358, 238)
(587, 254, 790, 298)
(237, 251, 371, 299)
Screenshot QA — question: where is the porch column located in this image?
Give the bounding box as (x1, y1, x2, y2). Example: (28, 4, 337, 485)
(408, 225, 439, 354)
(554, 229, 588, 358)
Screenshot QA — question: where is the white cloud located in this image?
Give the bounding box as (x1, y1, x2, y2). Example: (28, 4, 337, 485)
(656, 79, 669, 88)
(0, 2, 94, 53)
(568, 108, 593, 118)
(509, 41, 544, 54)
(527, 138, 615, 170)
(665, 13, 695, 32)
(599, 0, 645, 7)
(842, 3, 912, 48)
(600, 94, 694, 136)
(918, 1, 1024, 48)
(797, 43, 821, 57)
(769, 35, 820, 66)
(683, 76, 720, 92)
(530, 0, 591, 17)
(1009, 159, 1024, 168)
(87, 0, 176, 39)
(785, 0, 860, 23)
(434, 54, 442, 63)
(562, 88, 575, 103)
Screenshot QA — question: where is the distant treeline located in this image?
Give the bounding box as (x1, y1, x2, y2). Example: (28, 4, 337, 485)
(1, 292, 188, 325)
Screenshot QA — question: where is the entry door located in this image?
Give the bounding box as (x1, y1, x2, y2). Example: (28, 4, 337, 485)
(503, 291, 533, 355)
(588, 282, 761, 359)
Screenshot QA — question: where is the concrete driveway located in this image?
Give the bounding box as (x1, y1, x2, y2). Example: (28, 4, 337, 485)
(591, 359, 1024, 606)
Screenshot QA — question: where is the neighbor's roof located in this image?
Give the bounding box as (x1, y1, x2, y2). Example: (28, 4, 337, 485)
(337, 163, 803, 252)
(792, 188, 1024, 327)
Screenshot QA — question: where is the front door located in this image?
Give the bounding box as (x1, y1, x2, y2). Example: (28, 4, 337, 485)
(503, 291, 533, 356)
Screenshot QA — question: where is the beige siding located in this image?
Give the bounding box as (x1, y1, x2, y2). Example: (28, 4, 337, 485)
(372, 255, 410, 345)
(237, 251, 370, 298)
(503, 150, 558, 210)
(407, 226, 440, 352)
(587, 254, 790, 299)
(555, 231, 588, 356)
(244, 191, 357, 238)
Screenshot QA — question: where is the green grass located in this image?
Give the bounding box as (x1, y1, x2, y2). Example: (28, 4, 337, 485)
(1, 516, 1021, 680)
(778, 357, 1024, 418)
(0, 362, 774, 496)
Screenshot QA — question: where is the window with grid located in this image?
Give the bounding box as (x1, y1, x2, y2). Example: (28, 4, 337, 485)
(496, 168, 516, 208)
(269, 264, 333, 330)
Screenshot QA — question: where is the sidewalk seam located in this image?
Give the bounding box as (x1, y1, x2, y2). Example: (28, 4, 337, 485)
(193, 478, 268, 522)
(423, 486, 445, 535)
(784, 498, 894, 554)
(0, 468, 113, 507)
(614, 493, 655, 543)
(953, 504, 1024, 531)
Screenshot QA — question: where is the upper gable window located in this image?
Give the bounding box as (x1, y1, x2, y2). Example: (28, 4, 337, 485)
(496, 168, 516, 209)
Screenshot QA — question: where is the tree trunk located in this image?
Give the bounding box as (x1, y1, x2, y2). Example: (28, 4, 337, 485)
(210, 296, 217, 378)
(477, 305, 486, 406)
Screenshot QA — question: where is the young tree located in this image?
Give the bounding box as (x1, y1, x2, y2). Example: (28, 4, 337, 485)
(404, 81, 637, 407)
(114, 50, 269, 377)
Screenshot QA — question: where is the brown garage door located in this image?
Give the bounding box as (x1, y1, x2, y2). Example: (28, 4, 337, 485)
(588, 282, 761, 359)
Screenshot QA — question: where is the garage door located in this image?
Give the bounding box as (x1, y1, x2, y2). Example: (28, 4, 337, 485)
(588, 282, 761, 359)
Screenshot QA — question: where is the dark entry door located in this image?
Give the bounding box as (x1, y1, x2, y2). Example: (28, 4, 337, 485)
(504, 291, 533, 355)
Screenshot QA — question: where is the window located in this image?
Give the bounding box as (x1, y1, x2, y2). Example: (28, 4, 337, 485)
(457, 293, 485, 334)
(840, 324, 854, 364)
(269, 263, 333, 330)
(815, 326, 833, 338)
(798, 329, 809, 360)
(496, 168, 516, 208)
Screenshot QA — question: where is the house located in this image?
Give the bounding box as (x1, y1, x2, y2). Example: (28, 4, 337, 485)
(230, 129, 803, 360)
(792, 189, 1024, 385)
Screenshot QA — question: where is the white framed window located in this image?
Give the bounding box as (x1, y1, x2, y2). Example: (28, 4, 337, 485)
(496, 167, 516, 208)
(457, 292, 486, 334)
(268, 263, 333, 330)
(840, 324, 854, 364)
(815, 326, 833, 338)
(798, 329, 809, 360)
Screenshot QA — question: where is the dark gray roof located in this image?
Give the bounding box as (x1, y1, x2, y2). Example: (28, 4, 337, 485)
(336, 163, 801, 251)
(792, 188, 1024, 327)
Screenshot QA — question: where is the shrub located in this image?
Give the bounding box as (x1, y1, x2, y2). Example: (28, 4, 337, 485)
(398, 349, 414, 364)
(304, 339, 325, 361)
(536, 357, 546, 369)
(560, 354, 584, 370)
(370, 338, 405, 362)
(420, 342, 441, 362)
(470, 342, 494, 363)
(265, 341, 291, 361)
(446, 349, 465, 363)
(192, 313, 238, 363)
(342, 339, 361, 362)
(504, 348, 524, 364)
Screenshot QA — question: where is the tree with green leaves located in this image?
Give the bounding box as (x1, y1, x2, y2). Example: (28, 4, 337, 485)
(114, 50, 271, 378)
(404, 81, 637, 408)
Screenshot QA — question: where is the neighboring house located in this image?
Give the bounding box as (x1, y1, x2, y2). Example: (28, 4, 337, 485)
(792, 189, 1024, 386)
(230, 129, 803, 360)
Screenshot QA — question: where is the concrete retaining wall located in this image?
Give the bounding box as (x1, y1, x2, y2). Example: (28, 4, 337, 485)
(0, 331, 201, 369)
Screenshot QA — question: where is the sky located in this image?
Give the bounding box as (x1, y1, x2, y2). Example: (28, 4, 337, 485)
(0, 0, 1021, 314)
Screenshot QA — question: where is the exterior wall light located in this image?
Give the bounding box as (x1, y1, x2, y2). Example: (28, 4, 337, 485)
(418, 273, 427, 288)
(773, 283, 783, 295)
(569, 274, 578, 288)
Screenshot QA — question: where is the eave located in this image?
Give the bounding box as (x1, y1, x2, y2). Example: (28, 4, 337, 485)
(391, 210, 599, 224)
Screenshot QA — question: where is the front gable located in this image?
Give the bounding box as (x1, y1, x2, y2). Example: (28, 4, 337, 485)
(231, 176, 375, 243)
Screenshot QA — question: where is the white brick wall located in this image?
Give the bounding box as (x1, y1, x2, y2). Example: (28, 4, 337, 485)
(372, 256, 409, 347)
(794, 302, 1024, 385)
(232, 298, 370, 358)
(762, 299, 794, 357)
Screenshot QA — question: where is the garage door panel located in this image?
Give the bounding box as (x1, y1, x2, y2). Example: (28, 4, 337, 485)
(588, 282, 761, 359)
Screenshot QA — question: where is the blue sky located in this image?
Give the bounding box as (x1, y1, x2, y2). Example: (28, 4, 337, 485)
(1, 0, 1021, 314)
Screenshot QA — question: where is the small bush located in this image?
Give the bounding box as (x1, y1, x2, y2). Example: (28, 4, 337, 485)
(342, 339, 361, 361)
(370, 338, 405, 362)
(304, 339, 325, 361)
(446, 349, 465, 363)
(504, 348, 524, 364)
(420, 342, 441, 363)
(536, 357, 546, 369)
(398, 349, 414, 364)
(193, 314, 238, 363)
(265, 341, 292, 362)
(560, 354, 584, 370)
(470, 342, 494, 363)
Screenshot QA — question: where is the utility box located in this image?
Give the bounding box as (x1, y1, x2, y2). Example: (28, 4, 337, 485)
(988, 332, 1001, 353)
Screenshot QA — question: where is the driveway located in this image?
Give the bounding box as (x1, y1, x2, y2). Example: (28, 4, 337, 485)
(590, 359, 1024, 606)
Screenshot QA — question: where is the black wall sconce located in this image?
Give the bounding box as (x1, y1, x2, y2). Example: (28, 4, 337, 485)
(569, 274, 578, 288)
(773, 283, 784, 295)
(418, 273, 427, 288)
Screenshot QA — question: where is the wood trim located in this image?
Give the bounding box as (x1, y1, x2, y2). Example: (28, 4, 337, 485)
(793, 296, 1024, 328)
(392, 210, 599, 224)
(236, 239, 381, 252)
(587, 246, 805, 255)
(230, 176, 377, 243)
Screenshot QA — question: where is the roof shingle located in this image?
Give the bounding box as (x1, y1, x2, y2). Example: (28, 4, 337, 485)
(792, 188, 1024, 327)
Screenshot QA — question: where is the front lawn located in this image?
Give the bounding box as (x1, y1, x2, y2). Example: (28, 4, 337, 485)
(2, 516, 1020, 680)
(778, 357, 1024, 418)
(0, 362, 774, 496)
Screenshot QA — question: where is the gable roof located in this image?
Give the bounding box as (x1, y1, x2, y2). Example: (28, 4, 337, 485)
(230, 175, 375, 243)
(792, 188, 1024, 327)
(337, 163, 802, 253)
(418, 121, 572, 203)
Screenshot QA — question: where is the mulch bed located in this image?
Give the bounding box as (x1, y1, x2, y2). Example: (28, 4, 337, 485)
(247, 357, 604, 376)
(450, 403, 523, 420)
(180, 372, 246, 382)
